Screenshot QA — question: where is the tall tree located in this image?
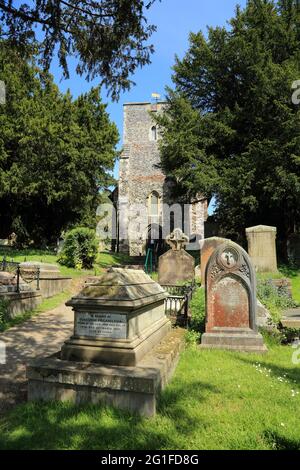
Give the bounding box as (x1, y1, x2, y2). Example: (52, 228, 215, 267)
(0, 0, 159, 100)
(0, 40, 119, 245)
(157, 0, 300, 256)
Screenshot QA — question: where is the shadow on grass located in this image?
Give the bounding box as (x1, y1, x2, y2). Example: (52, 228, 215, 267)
(0, 379, 219, 450)
(263, 430, 300, 450)
(278, 264, 300, 279)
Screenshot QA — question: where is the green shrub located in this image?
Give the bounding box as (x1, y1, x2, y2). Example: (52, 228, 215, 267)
(58, 227, 98, 269)
(257, 279, 296, 324)
(189, 287, 206, 333)
(185, 329, 201, 346)
(259, 326, 284, 346)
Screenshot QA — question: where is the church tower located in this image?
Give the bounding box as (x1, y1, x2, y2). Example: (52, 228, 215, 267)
(118, 101, 207, 256)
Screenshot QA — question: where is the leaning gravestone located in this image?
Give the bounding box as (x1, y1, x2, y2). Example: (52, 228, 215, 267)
(201, 240, 267, 353)
(158, 228, 195, 285)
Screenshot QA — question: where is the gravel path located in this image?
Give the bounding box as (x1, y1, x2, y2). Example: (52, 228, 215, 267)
(0, 279, 84, 415)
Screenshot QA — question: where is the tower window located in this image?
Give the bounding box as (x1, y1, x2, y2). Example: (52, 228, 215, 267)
(150, 126, 157, 141)
(148, 191, 160, 217)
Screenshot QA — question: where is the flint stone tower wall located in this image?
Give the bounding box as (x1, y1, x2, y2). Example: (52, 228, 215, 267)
(118, 102, 207, 256)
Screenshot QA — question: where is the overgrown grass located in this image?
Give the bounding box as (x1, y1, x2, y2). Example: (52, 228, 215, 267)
(256, 280, 297, 324)
(257, 265, 300, 305)
(0, 343, 299, 450)
(0, 290, 72, 332)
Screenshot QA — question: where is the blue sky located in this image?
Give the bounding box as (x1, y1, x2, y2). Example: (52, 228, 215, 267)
(50, 0, 247, 180)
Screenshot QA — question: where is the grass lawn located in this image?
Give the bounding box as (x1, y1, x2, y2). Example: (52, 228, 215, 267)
(0, 340, 299, 450)
(0, 248, 131, 278)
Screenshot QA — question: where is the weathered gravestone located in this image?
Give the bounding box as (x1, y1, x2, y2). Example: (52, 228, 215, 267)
(27, 268, 184, 416)
(199, 237, 229, 283)
(158, 228, 195, 285)
(201, 241, 267, 353)
(246, 225, 278, 273)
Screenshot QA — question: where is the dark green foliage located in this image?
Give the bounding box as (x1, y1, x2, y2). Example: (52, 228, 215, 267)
(0, 1, 159, 100)
(58, 227, 98, 269)
(189, 287, 206, 333)
(280, 327, 300, 343)
(0, 42, 119, 245)
(156, 0, 300, 252)
(259, 326, 284, 346)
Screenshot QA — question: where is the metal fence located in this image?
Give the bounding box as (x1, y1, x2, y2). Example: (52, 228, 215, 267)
(1, 257, 40, 293)
(161, 282, 196, 326)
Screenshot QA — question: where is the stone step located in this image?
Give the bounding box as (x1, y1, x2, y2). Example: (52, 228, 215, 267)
(281, 318, 300, 328)
(200, 344, 268, 353)
(211, 327, 254, 335)
(27, 328, 185, 417)
(282, 308, 300, 328)
(200, 331, 267, 353)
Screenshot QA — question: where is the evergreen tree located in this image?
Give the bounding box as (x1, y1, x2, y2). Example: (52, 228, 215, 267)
(0, 41, 118, 245)
(156, 0, 300, 256)
(0, 0, 159, 100)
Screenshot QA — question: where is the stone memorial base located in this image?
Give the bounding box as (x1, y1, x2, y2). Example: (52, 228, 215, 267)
(27, 328, 185, 417)
(200, 328, 267, 353)
(61, 315, 171, 366)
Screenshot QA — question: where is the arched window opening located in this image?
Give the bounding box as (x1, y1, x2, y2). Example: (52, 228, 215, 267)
(150, 126, 157, 141)
(150, 192, 159, 217)
(170, 211, 175, 233)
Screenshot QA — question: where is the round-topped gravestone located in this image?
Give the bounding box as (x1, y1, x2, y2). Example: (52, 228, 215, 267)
(201, 241, 267, 353)
(199, 237, 230, 284)
(61, 268, 170, 366)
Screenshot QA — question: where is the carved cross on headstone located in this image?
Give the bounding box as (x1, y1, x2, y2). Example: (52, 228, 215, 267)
(166, 228, 189, 251)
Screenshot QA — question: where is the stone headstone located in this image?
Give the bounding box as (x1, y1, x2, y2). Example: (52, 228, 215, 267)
(199, 237, 229, 282)
(201, 240, 267, 353)
(158, 229, 195, 285)
(0, 271, 31, 291)
(166, 228, 189, 251)
(246, 225, 278, 273)
(0, 272, 18, 286)
(256, 299, 272, 328)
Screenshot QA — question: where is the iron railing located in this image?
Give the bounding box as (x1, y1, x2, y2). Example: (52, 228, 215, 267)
(161, 282, 195, 326)
(1, 257, 40, 293)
